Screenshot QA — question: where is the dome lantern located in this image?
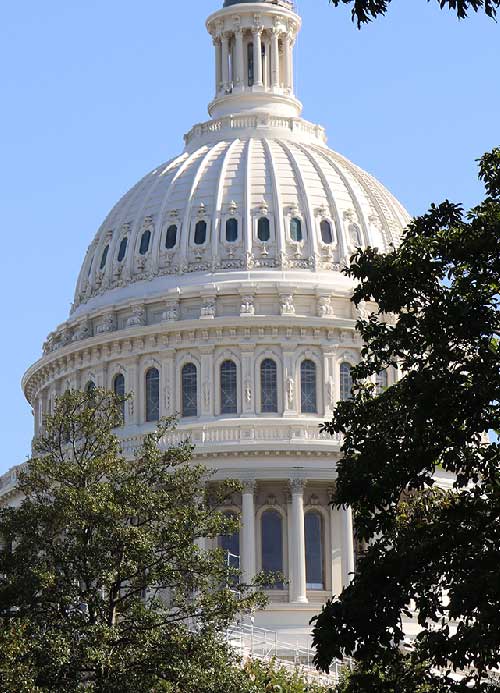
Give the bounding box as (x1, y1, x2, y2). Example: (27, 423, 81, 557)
(206, 0, 302, 119)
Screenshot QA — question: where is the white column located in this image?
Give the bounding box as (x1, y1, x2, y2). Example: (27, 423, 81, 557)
(128, 358, 141, 425)
(160, 348, 175, 418)
(329, 491, 344, 596)
(290, 478, 308, 603)
(271, 29, 280, 88)
(253, 29, 263, 87)
(200, 347, 214, 418)
(282, 32, 291, 90)
(241, 349, 255, 416)
(241, 480, 256, 585)
(221, 34, 230, 91)
(234, 28, 244, 89)
(341, 506, 355, 587)
(214, 37, 222, 94)
(289, 37, 295, 92)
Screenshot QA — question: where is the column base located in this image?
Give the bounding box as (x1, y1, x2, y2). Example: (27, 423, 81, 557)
(290, 596, 309, 605)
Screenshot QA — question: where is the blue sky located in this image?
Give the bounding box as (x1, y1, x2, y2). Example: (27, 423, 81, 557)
(0, 0, 499, 474)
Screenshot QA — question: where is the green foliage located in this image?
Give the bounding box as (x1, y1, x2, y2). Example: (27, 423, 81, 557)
(312, 149, 500, 691)
(0, 389, 267, 692)
(242, 658, 334, 692)
(329, 0, 500, 28)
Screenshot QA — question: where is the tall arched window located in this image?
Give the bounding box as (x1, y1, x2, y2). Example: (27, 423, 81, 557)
(340, 362, 353, 402)
(220, 360, 237, 415)
(260, 359, 278, 413)
(320, 219, 333, 244)
(100, 245, 109, 270)
(375, 370, 388, 394)
(300, 360, 317, 414)
(85, 381, 96, 394)
(225, 218, 238, 243)
(219, 511, 240, 572)
(139, 229, 151, 255)
(165, 224, 177, 249)
(194, 220, 207, 245)
(145, 368, 160, 422)
(257, 217, 270, 242)
(261, 509, 283, 588)
(117, 237, 128, 262)
(247, 42, 254, 86)
(182, 363, 198, 417)
(305, 511, 324, 590)
(290, 217, 303, 242)
(113, 373, 125, 422)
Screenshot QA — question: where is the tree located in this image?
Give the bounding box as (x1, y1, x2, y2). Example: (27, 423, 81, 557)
(330, 0, 500, 28)
(0, 388, 268, 692)
(312, 148, 500, 691)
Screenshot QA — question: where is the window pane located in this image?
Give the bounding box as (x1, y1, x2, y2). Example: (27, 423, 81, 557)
(139, 229, 151, 255)
(182, 363, 198, 417)
(225, 218, 238, 243)
(194, 220, 207, 245)
(247, 42, 254, 86)
(165, 224, 177, 249)
(117, 237, 128, 262)
(305, 512, 324, 590)
(340, 363, 353, 402)
(145, 368, 160, 422)
(113, 374, 125, 422)
(261, 359, 278, 413)
(301, 360, 317, 414)
(257, 217, 270, 242)
(220, 360, 237, 414)
(261, 510, 283, 587)
(290, 217, 303, 242)
(219, 511, 240, 571)
(320, 220, 333, 244)
(100, 245, 109, 270)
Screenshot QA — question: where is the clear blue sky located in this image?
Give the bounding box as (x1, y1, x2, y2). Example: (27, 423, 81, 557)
(1, 0, 498, 474)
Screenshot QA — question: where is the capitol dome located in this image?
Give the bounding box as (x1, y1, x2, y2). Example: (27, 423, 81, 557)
(10, 0, 411, 644)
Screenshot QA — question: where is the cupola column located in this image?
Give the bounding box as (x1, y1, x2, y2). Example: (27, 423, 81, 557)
(289, 478, 308, 603)
(271, 28, 280, 88)
(234, 27, 245, 89)
(252, 28, 263, 87)
(221, 33, 230, 91)
(241, 480, 257, 585)
(283, 32, 292, 90)
(341, 507, 355, 587)
(214, 37, 222, 93)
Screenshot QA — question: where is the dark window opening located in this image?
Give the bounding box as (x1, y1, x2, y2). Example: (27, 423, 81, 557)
(139, 229, 151, 255)
(117, 237, 128, 262)
(182, 363, 198, 417)
(290, 217, 303, 242)
(320, 219, 333, 244)
(220, 360, 238, 414)
(145, 368, 160, 422)
(261, 359, 278, 413)
(225, 218, 238, 243)
(194, 220, 207, 245)
(257, 217, 270, 242)
(165, 224, 177, 249)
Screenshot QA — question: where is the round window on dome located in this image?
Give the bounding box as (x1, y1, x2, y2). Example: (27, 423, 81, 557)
(100, 245, 109, 270)
(165, 224, 177, 250)
(257, 217, 270, 242)
(117, 237, 128, 262)
(139, 229, 152, 255)
(320, 219, 333, 245)
(225, 218, 238, 243)
(194, 220, 207, 245)
(290, 217, 303, 242)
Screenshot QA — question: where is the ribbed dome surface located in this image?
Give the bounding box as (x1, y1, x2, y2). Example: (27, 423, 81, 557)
(73, 134, 410, 317)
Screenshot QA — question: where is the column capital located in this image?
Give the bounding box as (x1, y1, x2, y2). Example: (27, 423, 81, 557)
(289, 477, 307, 494)
(242, 478, 257, 494)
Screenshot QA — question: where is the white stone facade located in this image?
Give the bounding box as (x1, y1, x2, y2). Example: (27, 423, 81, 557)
(1, 0, 412, 640)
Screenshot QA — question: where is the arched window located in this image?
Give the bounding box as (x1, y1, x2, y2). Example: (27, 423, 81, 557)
(340, 362, 353, 402)
(225, 218, 238, 243)
(100, 245, 109, 270)
(300, 360, 317, 414)
(219, 511, 240, 572)
(320, 219, 333, 245)
(220, 360, 237, 415)
(145, 368, 160, 422)
(165, 224, 177, 250)
(260, 359, 278, 413)
(117, 237, 128, 262)
(113, 373, 125, 422)
(305, 511, 324, 590)
(257, 217, 270, 242)
(182, 363, 198, 417)
(85, 381, 96, 394)
(139, 229, 151, 255)
(290, 217, 303, 242)
(375, 370, 388, 394)
(247, 42, 254, 86)
(87, 257, 94, 277)
(261, 510, 283, 588)
(194, 220, 207, 245)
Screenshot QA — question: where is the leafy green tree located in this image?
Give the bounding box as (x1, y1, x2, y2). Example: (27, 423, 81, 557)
(312, 149, 500, 691)
(0, 388, 268, 692)
(330, 0, 500, 27)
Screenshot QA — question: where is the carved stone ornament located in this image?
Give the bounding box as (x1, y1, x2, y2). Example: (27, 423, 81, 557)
(244, 379, 252, 404)
(126, 305, 147, 328)
(201, 299, 216, 319)
(95, 313, 115, 334)
(162, 301, 179, 322)
(357, 300, 370, 321)
(240, 295, 255, 316)
(242, 479, 256, 495)
(203, 380, 210, 409)
(289, 478, 306, 494)
(280, 294, 295, 316)
(317, 295, 333, 318)
(286, 376, 295, 406)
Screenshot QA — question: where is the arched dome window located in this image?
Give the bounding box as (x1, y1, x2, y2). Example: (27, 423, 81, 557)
(225, 218, 238, 243)
(219, 511, 240, 574)
(257, 217, 270, 242)
(261, 509, 283, 588)
(375, 370, 388, 394)
(100, 245, 109, 270)
(247, 42, 254, 86)
(260, 359, 278, 413)
(145, 368, 160, 422)
(139, 229, 152, 255)
(300, 360, 317, 414)
(340, 362, 353, 402)
(113, 373, 125, 422)
(117, 237, 128, 262)
(290, 217, 303, 242)
(305, 511, 324, 590)
(220, 360, 237, 415)
(194, 220, 207, 245)
(165, 224, 177, 250)
(182, 363, 198, 417)
(320, 219, 333, 245)
(87, 257, 94, 278)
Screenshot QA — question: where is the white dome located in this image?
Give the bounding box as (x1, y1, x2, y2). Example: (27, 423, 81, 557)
(73, 123, 409, 318)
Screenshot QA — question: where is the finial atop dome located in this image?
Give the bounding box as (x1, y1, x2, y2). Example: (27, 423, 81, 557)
(206, 0, 302, 119)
